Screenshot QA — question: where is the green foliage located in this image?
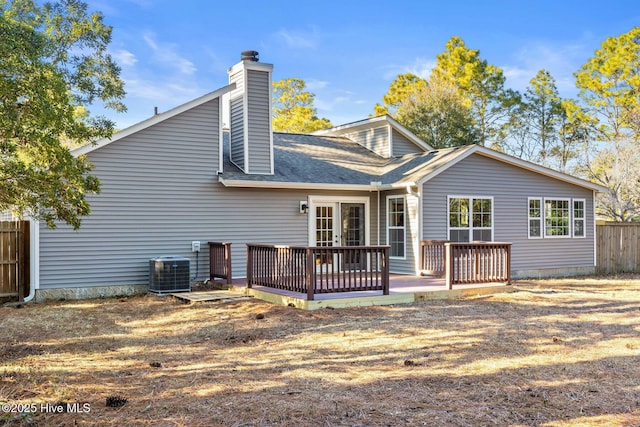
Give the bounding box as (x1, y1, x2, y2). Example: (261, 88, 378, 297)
(575, 27, 640, 220)
(554, 99, 597, 173)
(497, 69, 574, 169)
(431, 36, 483, 94)
(373, 73, 427, 117)
(375, 36, 517, 148)
(272, 78, 332, 133)
(432, 36, 520, 146)
(395, 74, 480, 148)
(575, 26, 640, 140)
(523, 70, 563, 163)
(0, 0, 125, 229)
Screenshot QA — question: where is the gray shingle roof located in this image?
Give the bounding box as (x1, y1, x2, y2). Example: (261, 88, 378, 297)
(221, 132, 472, 187)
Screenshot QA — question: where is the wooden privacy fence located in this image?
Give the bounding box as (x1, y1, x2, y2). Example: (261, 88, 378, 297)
(421, 240, 511, 289)
(0, 221, 30, 301)
(208, 241, 232, 284)
(596, 222, 640, 273)
(246, 244, 390, 300)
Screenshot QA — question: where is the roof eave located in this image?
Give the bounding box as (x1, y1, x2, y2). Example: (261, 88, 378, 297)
(473, 149, 609, 193)
(414, 145, 608, 193)
(72, 83, 236, 157)
(218, 177, 388, 191)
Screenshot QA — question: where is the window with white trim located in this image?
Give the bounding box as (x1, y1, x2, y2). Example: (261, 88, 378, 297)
(528, 198, 542, 238)
(529, 197, 586, 239)
(545, 198, 570, 237)
(573, 199, 586, 238)
(448, 196, 493, 242)
(387, 196, 405, 258)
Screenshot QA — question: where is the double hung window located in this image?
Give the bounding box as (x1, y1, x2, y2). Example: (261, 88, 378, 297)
(448, 196, 493, 242)
(388, 196, 405, 258)
(528, 197, 586, 238)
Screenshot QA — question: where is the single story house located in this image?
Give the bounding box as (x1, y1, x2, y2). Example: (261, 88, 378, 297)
(26, 52, 605, 300)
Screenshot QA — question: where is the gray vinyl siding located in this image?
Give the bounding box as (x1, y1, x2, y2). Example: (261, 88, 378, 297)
(391, 129, 423, 156)
(342, 125, 390, 157)
(39, 99, 224, 288)
(229, 70, 245, 170)
(246, 69, 272, 174)
(378, 190, 419, 274)
(421, 154, 595, 273)
(38, 100, 378, 290)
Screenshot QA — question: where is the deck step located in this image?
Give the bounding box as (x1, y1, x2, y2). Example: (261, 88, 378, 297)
(170, 290, 251, 303)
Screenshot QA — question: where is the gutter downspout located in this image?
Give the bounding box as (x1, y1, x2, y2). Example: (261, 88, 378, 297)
(23, 218, 38, 303)
(370, 181, 382, 245)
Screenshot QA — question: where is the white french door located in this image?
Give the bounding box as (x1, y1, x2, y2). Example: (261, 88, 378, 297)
(309, 197, 369, 271)
(315, 203, 338, 248)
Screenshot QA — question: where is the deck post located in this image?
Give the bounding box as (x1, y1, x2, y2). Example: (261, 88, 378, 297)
(224, 242, 232, 284)
(505, 243, 512, 285)
(246, 244, 253, 289)
(382, 246, 390, 295)
(306, 247, 314, 301)
(445, 243, 453, 290)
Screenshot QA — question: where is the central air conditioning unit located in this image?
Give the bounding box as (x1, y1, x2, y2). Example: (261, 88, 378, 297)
(149, 256, 191, 293)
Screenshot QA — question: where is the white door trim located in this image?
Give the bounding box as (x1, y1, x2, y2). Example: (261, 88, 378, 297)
(307, 195, 370, 247)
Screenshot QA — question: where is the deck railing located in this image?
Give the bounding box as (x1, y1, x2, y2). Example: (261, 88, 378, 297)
(208, 242, 232, 284)
(420, 240, 511, 289)
(246, 244, 390, 300)
(444, 242, 511, 289)
(420, 240, 450, 275)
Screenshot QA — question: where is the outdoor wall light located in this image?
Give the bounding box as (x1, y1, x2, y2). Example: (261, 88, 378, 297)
(299, 201, 308, 214)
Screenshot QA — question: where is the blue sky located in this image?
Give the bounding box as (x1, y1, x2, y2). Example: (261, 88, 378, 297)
(88, 0, 640, 130)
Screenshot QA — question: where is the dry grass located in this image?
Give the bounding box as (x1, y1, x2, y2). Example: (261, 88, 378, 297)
(1, 275, 640, 426)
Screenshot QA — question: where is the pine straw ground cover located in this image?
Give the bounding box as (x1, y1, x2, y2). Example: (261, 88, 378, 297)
(1, 276, 639, 427)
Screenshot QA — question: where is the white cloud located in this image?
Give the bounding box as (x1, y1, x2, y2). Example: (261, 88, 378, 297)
(275, 27, 320, 49)
(404, 58, 436, 79)
(381, 57, 436, 81)
(142, 33, 158, 50)
(305, 78, 329, 91)
(123, 77, 200, 103)
(111, 49, 137, 67)
(142, 32, 197, 76)
(503, 40, 591, 97)
(314, 88, 357, 113)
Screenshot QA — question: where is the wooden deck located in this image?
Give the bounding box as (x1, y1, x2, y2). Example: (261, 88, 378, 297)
(212, 274, 513, 310)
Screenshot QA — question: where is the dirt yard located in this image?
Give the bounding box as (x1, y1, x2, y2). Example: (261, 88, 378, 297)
(1, 275, 639, 426)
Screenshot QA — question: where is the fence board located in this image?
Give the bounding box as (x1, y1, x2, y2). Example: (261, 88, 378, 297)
(596, 222, 640, 274)
(0, 221, 29, 300)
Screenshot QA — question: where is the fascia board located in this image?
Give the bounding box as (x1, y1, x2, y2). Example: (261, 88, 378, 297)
(218, 177, 388, 191)
(72, 84, 235, 157)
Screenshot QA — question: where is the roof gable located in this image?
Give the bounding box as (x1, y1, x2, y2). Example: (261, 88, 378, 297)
(313, 115, 434, 154)
(414, 145, 607, 193)
(72, 84, 234, 156)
